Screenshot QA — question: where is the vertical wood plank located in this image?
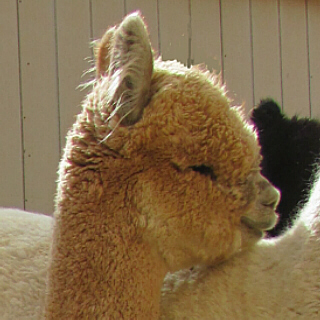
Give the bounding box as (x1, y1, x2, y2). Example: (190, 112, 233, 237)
(126, 0, 159, 53)
(91, 0, 125, 39)
(220, 0, 254, 114)
(158, 0, 189, 64)
(279, 0, 310, 117)
(56, 0, 92, 149)
(190, 0, 221, 74)
(307, 0, 320, 119)
(251, 0, 282, 105)
(2, 0, 319, 215)
(18, 0, 60, 214)
(0, 1, 24, 209)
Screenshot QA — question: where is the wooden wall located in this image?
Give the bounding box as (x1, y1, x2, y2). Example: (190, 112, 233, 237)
(0, 0, 319, 214)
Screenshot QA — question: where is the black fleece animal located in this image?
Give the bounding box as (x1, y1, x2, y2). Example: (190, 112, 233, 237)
(251, 99, 320, 237)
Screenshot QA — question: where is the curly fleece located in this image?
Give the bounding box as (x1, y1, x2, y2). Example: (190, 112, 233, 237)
(0, 209, 52, 320)
(45, 12, 261, 320)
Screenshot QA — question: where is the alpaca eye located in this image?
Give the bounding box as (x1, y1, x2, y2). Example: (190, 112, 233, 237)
(190, 165, 216, 181)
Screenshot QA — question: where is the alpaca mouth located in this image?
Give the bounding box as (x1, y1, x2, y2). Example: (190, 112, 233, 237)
(241, 212, 278, 232)
(239, 217, 267, 248)
(241, 217, 264, 238)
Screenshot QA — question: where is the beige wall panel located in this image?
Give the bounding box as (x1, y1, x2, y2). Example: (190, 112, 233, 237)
(280, 0, 310, 117)
(56, 1, 92, 149)
(158, 0, 189, 64)
(0, 2, 24, 209)
(191, 0, 221, 74)
(18, 1, 60, 214)
(251, 0, 282, 106)
(3, 0, 320, 213)
(91, 0, 125, 39)
(308, 0, 320, 119)
(220, 0, 254, 114)
(126, 0, 159, 53)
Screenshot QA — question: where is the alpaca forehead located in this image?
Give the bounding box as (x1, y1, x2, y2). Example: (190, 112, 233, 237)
(127, 81, 260, 181)
(146, 69, 227, 126)
(146, 72, 254, 143)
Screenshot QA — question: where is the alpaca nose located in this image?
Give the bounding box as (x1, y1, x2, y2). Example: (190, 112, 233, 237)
(260, 180, 280, 210)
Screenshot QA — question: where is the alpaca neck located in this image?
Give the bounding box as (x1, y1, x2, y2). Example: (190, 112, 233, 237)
(46, 211, 167, 319)
(106, 241, 168, 319)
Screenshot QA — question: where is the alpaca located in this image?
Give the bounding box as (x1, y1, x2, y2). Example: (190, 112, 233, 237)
(0, 164, 278, 320)
(161, 167, 320, 319)
(43, 12, 279, 319)
(0, 208, 52, 320)
(251, 99, 320, 237)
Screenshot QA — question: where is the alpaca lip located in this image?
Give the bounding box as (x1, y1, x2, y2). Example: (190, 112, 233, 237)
(240, 214, 277, 231)
(240, 216, 266, 235)
(240, 221, 264, 239)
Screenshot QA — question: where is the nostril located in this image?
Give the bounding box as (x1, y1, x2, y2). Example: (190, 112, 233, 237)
(262, 188, 281, 209)
(262, 199, 278, 210)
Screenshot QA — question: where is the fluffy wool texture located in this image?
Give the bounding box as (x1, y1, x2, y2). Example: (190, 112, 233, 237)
(161, 168, 320, 319)
(251, 99, 320, 237)
(0, 208, 52, 320)
(44, 12, 279, 320)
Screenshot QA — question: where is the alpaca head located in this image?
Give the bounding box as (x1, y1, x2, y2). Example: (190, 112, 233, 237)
(250, 99, 320, 237)
(251, 99, 284, 129)
(69, 12, 279, 272)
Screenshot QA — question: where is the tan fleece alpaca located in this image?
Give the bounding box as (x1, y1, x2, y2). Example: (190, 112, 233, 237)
(44, 12, 279, 319)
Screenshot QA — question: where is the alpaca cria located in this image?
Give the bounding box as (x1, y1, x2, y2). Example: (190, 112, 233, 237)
(44, 12, 279, 319)
(251, 99, 320, 237)
(161, 170, 320, 319)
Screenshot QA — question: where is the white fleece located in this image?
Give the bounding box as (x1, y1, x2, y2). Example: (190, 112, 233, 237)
(0, 208, 52, 320)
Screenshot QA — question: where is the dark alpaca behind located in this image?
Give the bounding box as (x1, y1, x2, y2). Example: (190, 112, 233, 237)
(251, 99, 320, 237)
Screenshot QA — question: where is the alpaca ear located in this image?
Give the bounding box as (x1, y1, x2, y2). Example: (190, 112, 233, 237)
(95, 27, 116, 77)
(251, 99, 283, 126)
(96, 12, 154, 126)
(259, 99, 282, 116)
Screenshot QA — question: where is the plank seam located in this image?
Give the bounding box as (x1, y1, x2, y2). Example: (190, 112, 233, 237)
(187, 0, 192, 67)
(53, 0, 62, 155)
(277, 0, 284, 110)
(16, 0, 26, 209)
(219, 0, 224, 84)
(157, 0, 161, 55)
(305, 0, 312, 117)
(89, 0, 94, 41)
(249, 0, 255, 107)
